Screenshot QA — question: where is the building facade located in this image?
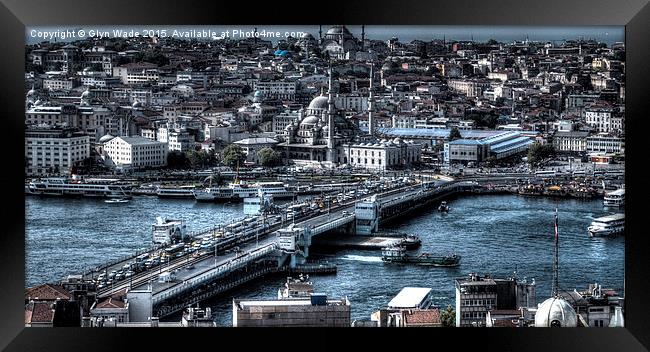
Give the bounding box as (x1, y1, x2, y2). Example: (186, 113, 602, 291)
(25, 127, 90, 176)
(101, 136, 167, 170)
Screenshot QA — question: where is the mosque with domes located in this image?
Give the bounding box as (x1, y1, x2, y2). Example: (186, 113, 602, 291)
(277, 66, 422, 170)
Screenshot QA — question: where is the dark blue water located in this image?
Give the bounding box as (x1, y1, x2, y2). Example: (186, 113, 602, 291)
(26, 25, 624, 46)
(24, 193, 623, 325)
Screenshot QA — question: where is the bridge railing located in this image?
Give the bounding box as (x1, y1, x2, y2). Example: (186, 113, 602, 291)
(309, 214, 356, 236)
(152, 243, 278, 304)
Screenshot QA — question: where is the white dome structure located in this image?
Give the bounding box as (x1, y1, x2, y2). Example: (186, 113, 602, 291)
(98, 134, 115, 144)
(535, 297, 578, 327)
(300, 115, 320, 126)
(308, 95, 328, 110)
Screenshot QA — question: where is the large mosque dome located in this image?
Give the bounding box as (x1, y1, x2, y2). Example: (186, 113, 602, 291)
(300, 115, 321, 126)
(308, 96, 328, 110)
(326, 25, 352, 36)
(534, 297, 578, 327)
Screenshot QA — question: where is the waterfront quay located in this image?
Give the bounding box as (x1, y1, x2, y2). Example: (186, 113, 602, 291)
(28, 165, 626, 321)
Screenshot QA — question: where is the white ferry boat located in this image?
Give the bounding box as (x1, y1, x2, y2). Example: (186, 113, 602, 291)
(192, 181, 293, 202)
(603, 188, 625, 207)
(27, 177, 132, 198)
(588, 213, 625, 237)
(156, 185, 197, 198)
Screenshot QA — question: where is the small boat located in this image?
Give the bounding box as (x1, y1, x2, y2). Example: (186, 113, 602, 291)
(104, 198, 130, 204)
(381, 245, 460, 266)
(438, 201, 450, 212)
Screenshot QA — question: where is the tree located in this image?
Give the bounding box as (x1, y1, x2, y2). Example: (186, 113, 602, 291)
(440, 305, 456, 327)
(186, 150, 214, 169)
(448, 127, 462, 141)
(257, 147, 281, 167)
(222, 144, 247, 168)
(527, 142, 556, 166)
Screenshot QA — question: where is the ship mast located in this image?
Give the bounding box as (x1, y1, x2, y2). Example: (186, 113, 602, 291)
(553, 208, 559, 297)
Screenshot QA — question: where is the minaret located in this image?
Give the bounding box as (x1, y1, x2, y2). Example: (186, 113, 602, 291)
(319, 25, 323, 43)
(361, 25, 365, 50)
(327, 65, 335, 157)
(368, 62, 374, 137)
(552, 208, 560, 297)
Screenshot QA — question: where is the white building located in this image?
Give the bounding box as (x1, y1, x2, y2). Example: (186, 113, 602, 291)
(102, 136, 167, 170)
(253, 80, 297, 100)
(112, 62, 159, 85)
(584, 107, 623, 134)
(586, 134, 625, 154)
(25, 127, 90, 176)
(233, 137, 279, 164)
(553, 131, 589, 153)
(348, 138, 422, 171)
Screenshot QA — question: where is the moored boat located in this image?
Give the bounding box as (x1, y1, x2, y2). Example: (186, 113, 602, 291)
(588, 213, 624, 237)
(381, 246, 460, 266)
(603, 188, 625, 207)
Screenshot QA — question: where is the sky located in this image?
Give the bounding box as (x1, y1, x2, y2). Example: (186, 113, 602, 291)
(26, 25, 624, 46)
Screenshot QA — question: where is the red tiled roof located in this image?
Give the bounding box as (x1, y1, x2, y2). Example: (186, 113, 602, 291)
(96, 297, 126, 309)
(25, 302, 54, 324)
(25, 284, 71, 301)
(403, 309, 442, 326)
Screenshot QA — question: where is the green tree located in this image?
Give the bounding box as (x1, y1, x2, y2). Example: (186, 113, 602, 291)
(440, 305, 456, 327)
(186, 150, 211, 169)
(222, 144, 247, 168)
(257, 147, 281, 167)
(448, 127, 462, 141)
(527, 142, 555, 166)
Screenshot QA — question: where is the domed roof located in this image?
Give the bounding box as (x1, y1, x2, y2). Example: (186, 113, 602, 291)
(98, 134, 115, 143)
(284, 123, 295, 131)
(301, 33, 315, 39)
(535, 297, 578, 327)
(308, 95, 329, 110)
(253, 90, 263, 103)
(27, 87, 37, 96)
(132, 99, 142, 108)
(326, 25, 352, 36)
(300, 115, 320, 126)
(81, 89, 92, 98)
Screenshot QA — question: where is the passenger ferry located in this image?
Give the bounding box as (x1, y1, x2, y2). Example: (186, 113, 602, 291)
(588, 213, 625, 237)
(603, 188, 625, 207)
(156, 185, 197, 198)
(26, 177, 132, 198)
(192, 181, 294, 202)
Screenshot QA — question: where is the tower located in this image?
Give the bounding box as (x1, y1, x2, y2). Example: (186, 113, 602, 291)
(319, 25, 323, 43)
(368, 62, 374, 136)
(327, 65, 335, 161)
(361, 25, 365, 50)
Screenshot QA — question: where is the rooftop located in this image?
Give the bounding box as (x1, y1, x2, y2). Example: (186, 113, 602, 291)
(387, 287, 432, 309)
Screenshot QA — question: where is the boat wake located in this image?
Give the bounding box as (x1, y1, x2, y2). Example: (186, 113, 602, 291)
(340, 254, 383, 263)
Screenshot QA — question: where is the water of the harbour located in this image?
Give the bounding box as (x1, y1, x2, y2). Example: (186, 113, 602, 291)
(25, 194, 624, 325)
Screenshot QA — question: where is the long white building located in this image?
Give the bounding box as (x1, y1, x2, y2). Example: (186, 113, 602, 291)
(101, 135, 167, 170)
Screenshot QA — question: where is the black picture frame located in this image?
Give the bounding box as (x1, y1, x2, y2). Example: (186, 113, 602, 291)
(1, 0, 649, 350)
